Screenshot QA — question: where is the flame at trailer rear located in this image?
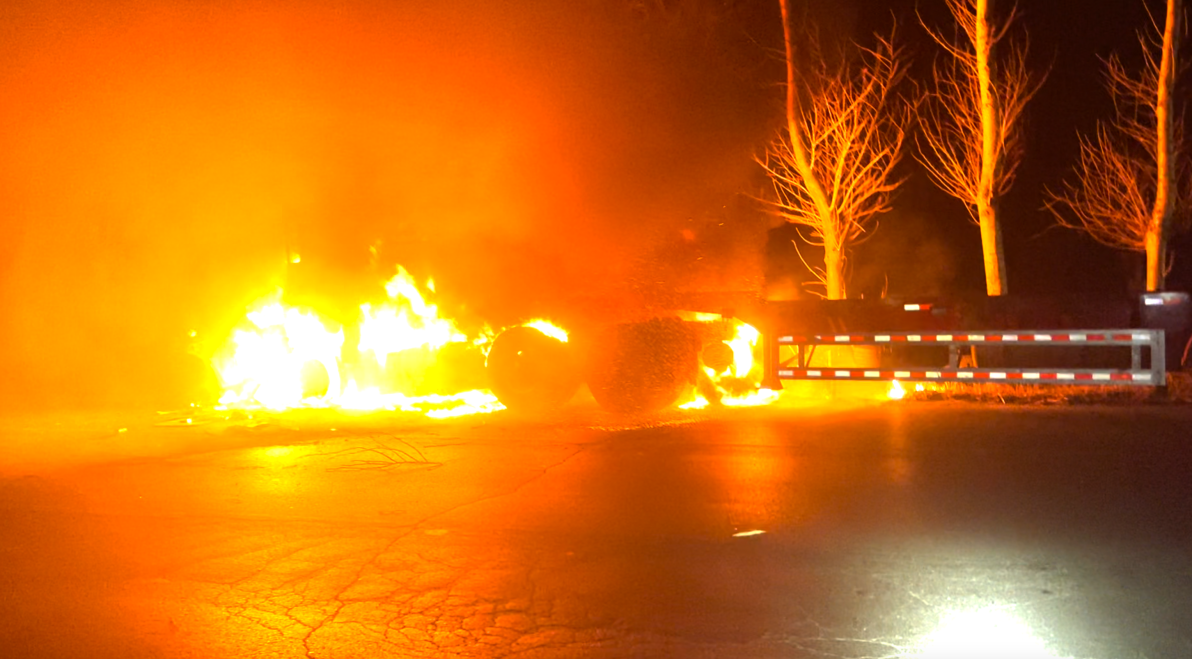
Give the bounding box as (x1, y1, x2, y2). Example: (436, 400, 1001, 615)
(680, 320, 779, 410)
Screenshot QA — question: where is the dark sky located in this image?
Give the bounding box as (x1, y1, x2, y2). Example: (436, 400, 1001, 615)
(0, 0, 1182, 408)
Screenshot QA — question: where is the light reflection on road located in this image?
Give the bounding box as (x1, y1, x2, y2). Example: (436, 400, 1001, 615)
(5, 405, 1190, 658)
(917, 606, 1064, 658)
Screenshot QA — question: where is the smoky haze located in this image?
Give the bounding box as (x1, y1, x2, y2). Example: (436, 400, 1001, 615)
(0, 0, 783, 409)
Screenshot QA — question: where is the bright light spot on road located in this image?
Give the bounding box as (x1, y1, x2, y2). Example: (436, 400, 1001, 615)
(263, 446, 294, 458)
(916, 607, 1062, 658)
(732, 530, 766, 537)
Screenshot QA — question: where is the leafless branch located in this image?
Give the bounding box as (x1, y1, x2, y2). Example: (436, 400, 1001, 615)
(916, 0, 1046, 222)
(757, 19, 914, 299)
(1046, 0, 1188, 290)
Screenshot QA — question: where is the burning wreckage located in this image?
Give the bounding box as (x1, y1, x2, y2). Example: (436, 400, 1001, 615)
(202, 261, 1190, 420)
(206, 265, 779, 419)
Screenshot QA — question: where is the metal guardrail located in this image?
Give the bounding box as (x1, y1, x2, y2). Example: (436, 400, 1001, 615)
(774, 329, 1166, 386)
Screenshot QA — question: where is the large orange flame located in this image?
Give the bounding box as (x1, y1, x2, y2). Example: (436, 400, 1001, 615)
(212, 266, 502, 417)
(212, 267, 781, 417)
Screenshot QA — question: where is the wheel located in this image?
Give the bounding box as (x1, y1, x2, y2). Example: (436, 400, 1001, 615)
(486, 326, 581, 413)
(585, 318, 700, 414)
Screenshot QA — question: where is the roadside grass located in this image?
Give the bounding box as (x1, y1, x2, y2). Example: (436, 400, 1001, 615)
(903, 372, 1192, 405)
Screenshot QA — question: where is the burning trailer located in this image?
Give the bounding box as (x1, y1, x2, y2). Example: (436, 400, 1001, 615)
(204, 266, 779, 418)
(202, 261, 1191, 420)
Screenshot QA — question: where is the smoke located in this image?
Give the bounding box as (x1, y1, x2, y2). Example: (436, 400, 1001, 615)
(0, 0, 777, 408)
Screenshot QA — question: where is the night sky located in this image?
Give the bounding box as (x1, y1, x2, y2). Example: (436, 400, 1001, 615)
(0, 0, 1184, 408)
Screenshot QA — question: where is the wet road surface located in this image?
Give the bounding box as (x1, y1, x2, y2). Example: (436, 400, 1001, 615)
(1, 401, 1190, 658)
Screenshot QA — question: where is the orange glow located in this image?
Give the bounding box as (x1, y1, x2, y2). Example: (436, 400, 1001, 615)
(214, 298, 345, 410)
(212, 266, 503, 417)
(522, 319, 569, 343)
(725, 322, 760, 378)
(358, 266, 469, 364)
(680, 320, 780, 410)
(888, 379, 907, 400)
(722, 388, 781, 407)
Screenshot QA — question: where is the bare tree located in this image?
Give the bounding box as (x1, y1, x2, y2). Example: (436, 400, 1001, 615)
(1047, 0, 1187, 291)
(918, 0, 1045, 296)
(758, 1, 913, 300)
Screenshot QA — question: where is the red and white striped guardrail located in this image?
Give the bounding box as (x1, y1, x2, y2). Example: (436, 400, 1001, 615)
(777, 331, 1155, 345)
(777, 367, 1156, 383)
(774, 329, 1166, 386)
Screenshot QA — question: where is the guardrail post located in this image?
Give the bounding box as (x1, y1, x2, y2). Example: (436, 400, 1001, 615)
(761, 331, 782, 390)
(1154, 330, 1167, 384)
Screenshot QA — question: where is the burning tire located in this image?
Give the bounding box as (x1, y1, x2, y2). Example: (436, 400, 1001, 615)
(585, 318, 700, 414)
(486, 325, 581, 413)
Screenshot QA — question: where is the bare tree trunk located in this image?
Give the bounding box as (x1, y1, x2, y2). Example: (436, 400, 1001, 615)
(1046, 1, 1186, 280)
(778, 0, 840, 299)
(975, 0, 1007, 295)
(919, 0, 1042, 298)
(762, 5, 910, 300)
(1148, 0, 1180, 291)
(824, 241, 844, 300)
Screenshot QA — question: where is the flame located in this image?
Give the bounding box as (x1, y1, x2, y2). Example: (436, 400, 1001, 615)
(336, 382, 504, 417)
(722, 388, 781, 407)
(523, 319, 569, 343)
(212, 269, 779, 417)
(726, 322, 759, 378)
(680, 320, 779, 410)
(214, 299, 345, 410)
(212, 266, 503, 417)
(358, 266, 468, 363)
(888, 379, 906, 400)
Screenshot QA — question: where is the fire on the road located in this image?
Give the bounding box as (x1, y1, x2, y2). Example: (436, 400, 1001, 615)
(211, 265, 778, 417)
(212, 266, 506, 417)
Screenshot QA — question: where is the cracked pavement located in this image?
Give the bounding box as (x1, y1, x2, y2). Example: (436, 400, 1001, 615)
(1, 402, 1191, 658)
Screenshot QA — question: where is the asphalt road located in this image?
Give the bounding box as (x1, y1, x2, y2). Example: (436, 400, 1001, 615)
(1, 400, 1190, 658)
